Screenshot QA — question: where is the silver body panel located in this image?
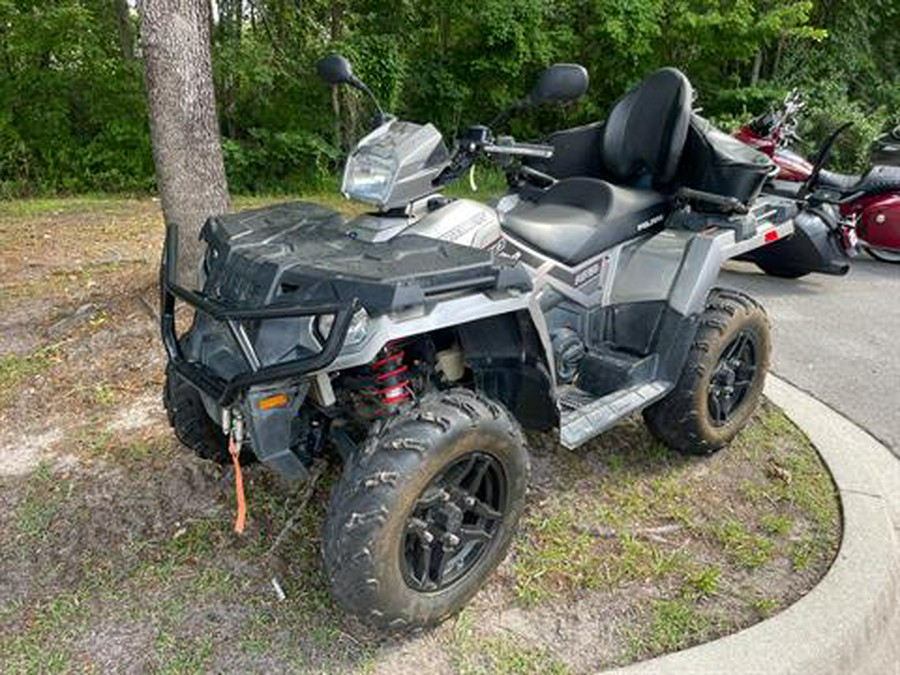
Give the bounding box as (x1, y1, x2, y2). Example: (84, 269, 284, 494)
(321, 194, 794, 381)
(343, 198, 501, 248)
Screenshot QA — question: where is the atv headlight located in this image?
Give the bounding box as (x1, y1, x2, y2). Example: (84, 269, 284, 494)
(343, 150, 396, 206)
(315, 308, 369, 348)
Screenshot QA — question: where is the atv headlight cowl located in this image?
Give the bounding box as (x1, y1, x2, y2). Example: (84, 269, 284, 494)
(315, 308, 369, 348)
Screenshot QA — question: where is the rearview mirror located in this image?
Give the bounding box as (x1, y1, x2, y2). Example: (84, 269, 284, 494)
(317, 54, 358, 87)
(528, 64, 589, 105)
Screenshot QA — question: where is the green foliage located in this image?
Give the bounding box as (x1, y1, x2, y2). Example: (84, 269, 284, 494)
(1, 0, 898, 195)
(0, 0, 153, 195)
(796, 82, 890, 172)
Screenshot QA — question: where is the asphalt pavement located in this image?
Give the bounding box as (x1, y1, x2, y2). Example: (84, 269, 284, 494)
(718, 256, 900, 456)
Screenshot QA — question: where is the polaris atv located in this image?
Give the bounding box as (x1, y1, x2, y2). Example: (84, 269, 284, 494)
(162, 56, 791, 631)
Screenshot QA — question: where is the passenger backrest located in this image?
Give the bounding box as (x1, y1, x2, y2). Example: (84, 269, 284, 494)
(600, 68, 693, 188)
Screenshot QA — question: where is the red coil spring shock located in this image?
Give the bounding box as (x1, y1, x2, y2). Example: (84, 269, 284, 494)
(369, 342, 411, 412)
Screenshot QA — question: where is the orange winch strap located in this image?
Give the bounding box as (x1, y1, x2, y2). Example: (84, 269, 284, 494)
(229, 434, 247, 534)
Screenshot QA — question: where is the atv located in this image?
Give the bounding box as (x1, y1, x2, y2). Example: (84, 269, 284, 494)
(162, 56, 792, 631)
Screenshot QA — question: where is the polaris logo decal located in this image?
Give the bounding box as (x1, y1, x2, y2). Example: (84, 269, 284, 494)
(637, 213, 665, 232)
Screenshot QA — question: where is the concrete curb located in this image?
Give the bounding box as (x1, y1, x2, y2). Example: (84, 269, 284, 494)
(606, 374, 900, 675)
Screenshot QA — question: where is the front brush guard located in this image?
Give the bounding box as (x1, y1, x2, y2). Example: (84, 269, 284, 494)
(160, 224, 358, 407)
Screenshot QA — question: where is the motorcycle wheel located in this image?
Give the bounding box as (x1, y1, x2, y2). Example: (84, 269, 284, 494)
(864, 246, 900, 264)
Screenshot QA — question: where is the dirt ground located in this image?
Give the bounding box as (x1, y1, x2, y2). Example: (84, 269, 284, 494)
(0, 197, 841, 674)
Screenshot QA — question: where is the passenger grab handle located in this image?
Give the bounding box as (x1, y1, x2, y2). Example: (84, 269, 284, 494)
(676, 186, 749, 215)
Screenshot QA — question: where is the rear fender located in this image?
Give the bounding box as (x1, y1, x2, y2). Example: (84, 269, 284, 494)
(609, 211, 795, 318)
(743, 207, 850, 277)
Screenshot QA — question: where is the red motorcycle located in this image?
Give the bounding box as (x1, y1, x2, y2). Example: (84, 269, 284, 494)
(736, 90, 900, 263)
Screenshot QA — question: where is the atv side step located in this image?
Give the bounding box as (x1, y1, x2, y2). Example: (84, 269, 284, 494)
(558, 381, 671, 449)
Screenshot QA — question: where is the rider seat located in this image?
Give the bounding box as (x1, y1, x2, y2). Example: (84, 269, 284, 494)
(818, 165, 900, 196)
(502, 68, 693, 266)
(502, 179, 669, 265)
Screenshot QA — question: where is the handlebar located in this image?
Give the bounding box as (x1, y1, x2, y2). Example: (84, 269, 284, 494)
(433, 127, 554, 187)
(483, 141, 554, 159)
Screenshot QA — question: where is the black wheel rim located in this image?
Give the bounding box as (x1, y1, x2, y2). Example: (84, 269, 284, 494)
(401, 452, 507, 592)
(707, 330, 758, 427)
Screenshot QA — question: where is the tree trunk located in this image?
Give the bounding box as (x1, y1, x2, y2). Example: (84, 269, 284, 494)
(772, 35, 785, 79)
(330, 0, 343, 151)
(750, 49, 763, 87)
(140, 0, 229, 284)
(114, 0, 134, 60)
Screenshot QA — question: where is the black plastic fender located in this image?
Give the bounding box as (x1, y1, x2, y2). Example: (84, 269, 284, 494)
(742, 207, 850, 276)
(242, 382, 312, 480)
(456, 312, 557, 431)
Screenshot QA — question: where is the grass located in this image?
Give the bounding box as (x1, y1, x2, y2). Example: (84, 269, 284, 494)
(507, 406, 839, 665)
(682, 566, 721, 598)
(628, 599, 712, 657)
(13, 461, 68, 541)
(0, 592, 87, 673)
(712, 518, 775, 570)
(1, 461, 363, 672)
(514, 407, 837, 602)
(0, 347, 58, 407)
(449, 611, 571, 675)
(153, 632, 214, 675)
(751, 597, 780, 618)
(790, 536, 818, 571)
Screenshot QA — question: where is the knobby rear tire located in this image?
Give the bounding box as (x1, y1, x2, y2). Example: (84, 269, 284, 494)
(643, 288, 771, 455)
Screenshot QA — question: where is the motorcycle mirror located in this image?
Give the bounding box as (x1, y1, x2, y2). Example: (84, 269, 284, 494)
(317, 54, 359, 88)
(527, 64, 589, 106)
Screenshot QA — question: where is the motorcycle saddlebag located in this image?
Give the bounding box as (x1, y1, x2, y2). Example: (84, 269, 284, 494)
(679, 114, 774, 207)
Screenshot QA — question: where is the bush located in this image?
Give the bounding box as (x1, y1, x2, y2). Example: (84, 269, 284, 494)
(222, 129, 341, 195)
(795, 82, 889, 173)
